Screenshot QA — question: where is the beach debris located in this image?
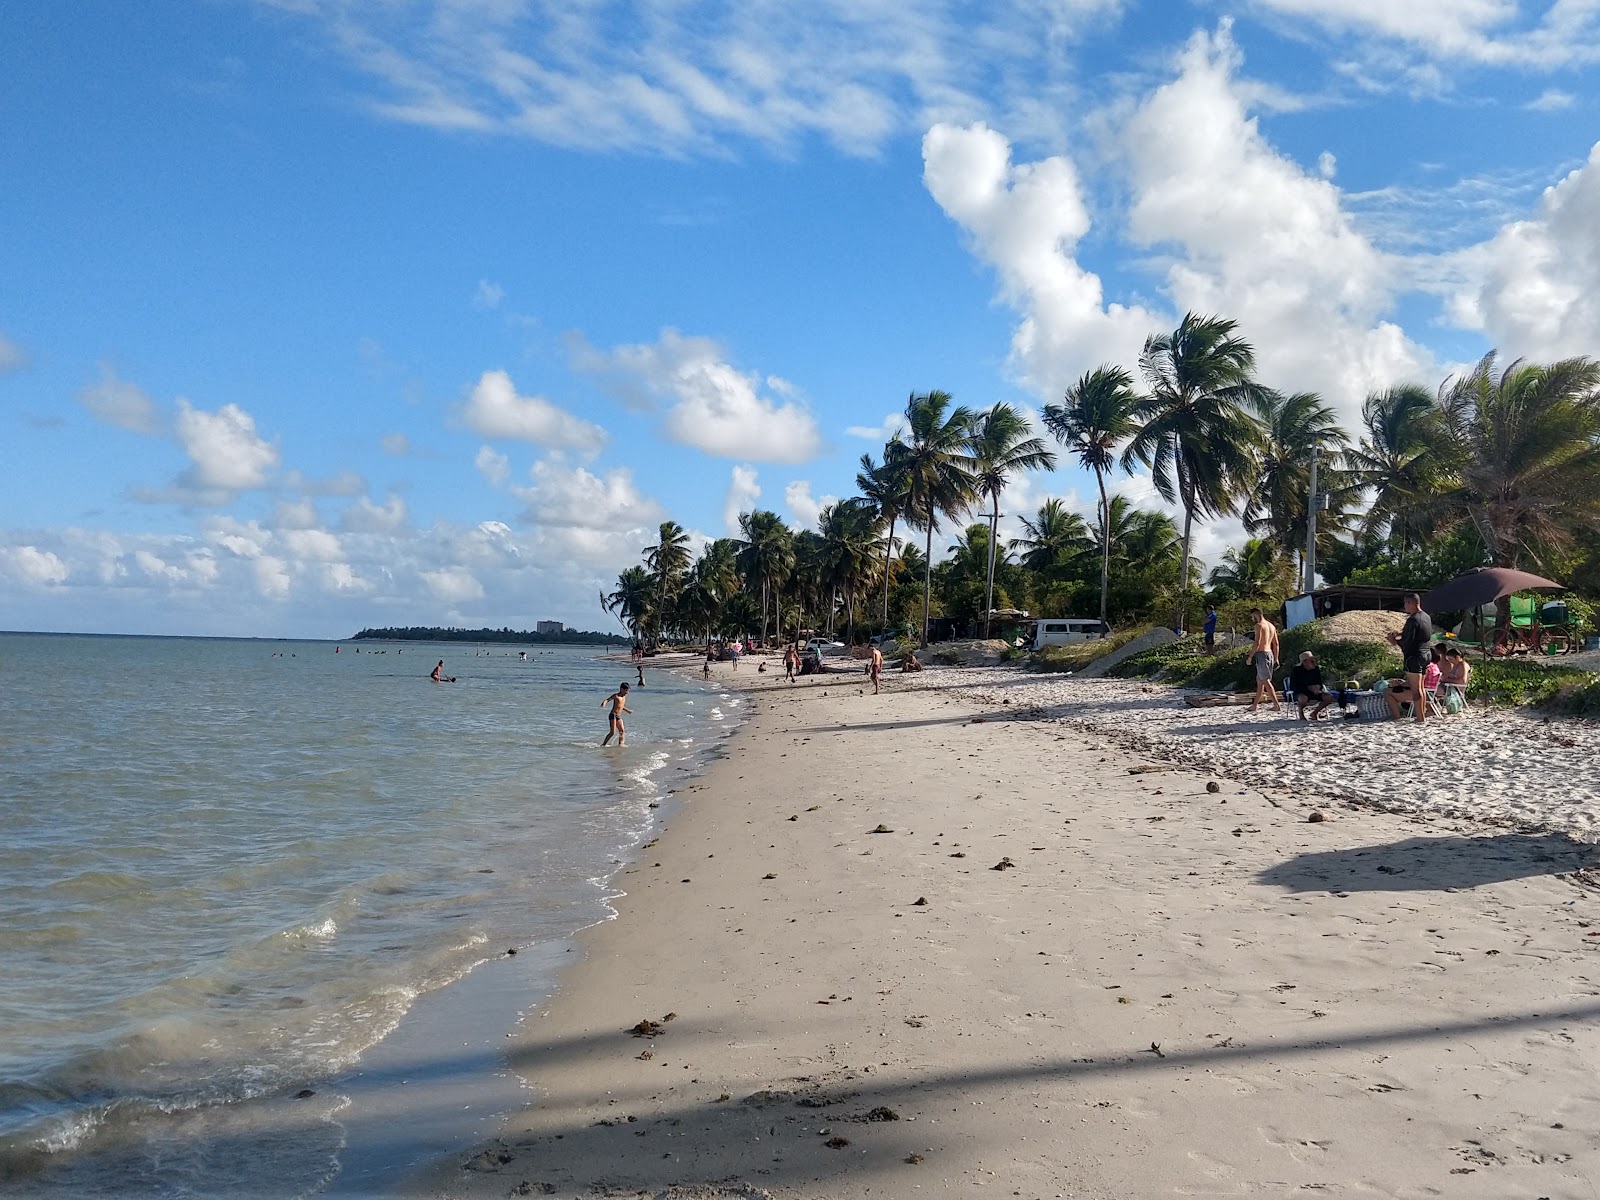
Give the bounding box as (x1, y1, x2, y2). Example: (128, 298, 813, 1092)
(1145, 1042, 1166, 1058)
(862, 1106, 901, 1122)
(823, 1136, 852, 1149)
(806, 805, 820, 811)
(788, 814, 799, 821)
(294, 1089, 316, 1099)
(1117, 995, 1133, 1004)
(912, 896, 928, 906)
(510, 1183, 556, 1196)
(762, 872, 777, 879)
(638, 1049, 654, 1060)
(905, 1018, 925, 1027)
(1308, 811, 1327, 823)
(715, 1093, 731, 1102)
(905, 1153, 925, 1164)
(465, 1148, 514, 1171)
(1128, 764, 1176, 774)
(506, 947, 517, 955)
(870, 824, 894, 834)
(631, 1017, 667, 1038)
(991, 857, 1016, 871)
(1206, 781, 1221, 793)
(949, 851, 966, 858)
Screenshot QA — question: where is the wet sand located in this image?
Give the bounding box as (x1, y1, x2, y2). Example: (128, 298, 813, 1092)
(406, 663, 1600, 1199)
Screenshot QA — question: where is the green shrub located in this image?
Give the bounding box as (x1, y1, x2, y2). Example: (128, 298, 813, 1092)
(1467, 659, 1594, 707)
(1106, 635, 1208, 679)
(1026, 625, 1151, 673)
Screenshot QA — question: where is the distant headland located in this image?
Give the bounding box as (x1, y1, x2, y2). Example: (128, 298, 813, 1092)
(350, 626, 627, 646)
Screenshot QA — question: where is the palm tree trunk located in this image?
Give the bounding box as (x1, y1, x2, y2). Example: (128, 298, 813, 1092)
(1096, 468, 1110, 626)
(1177, 503, 1194, 635)
(882, 517, 895, 630)
(984, 495, 998, 640)
(922, 522, 934, 648)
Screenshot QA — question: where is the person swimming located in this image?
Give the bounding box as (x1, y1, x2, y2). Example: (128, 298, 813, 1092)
(430, 660, 456, 683)
(601, 682, 632, 746)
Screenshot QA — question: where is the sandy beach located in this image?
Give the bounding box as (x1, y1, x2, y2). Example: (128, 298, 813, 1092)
(408, 660, 1600, 1199)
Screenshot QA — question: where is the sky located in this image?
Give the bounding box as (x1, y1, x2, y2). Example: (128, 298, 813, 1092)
(3, 0, 1599, 638)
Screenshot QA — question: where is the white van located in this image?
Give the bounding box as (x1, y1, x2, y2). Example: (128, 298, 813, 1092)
(1030, 618, 1111, 650)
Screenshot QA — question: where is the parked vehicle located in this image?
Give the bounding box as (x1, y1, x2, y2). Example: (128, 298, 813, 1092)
(1029, 618, 1111, 650)
(804, 637, 849, 658)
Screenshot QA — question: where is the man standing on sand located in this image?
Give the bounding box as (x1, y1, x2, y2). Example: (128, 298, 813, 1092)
(601, 682, 632, 746)
(1248, 607, 1280, 713)
(1203, 606, 1218, 654)
(783, 644, 798, 683)
(1386, 593, 1434, 725)
(869, 643, 883, 695)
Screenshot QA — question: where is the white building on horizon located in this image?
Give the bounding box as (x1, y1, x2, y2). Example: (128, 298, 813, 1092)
(535, 620, 564, 635)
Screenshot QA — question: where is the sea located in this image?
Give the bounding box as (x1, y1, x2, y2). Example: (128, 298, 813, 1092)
(0, 633, 742, 1198)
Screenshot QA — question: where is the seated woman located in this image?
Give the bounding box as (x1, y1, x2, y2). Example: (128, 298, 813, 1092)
(1288, 651, 1335, 721)
(1437, 644, 1471, 712)
(1385, 646, 1443, 720)
(901, 649, 923, 672)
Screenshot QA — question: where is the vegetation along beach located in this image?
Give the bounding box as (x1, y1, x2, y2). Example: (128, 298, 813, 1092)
(8, 5, 1600, 1198)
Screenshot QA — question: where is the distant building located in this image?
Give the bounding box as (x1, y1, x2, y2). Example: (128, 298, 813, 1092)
(535, 620, 565, 635)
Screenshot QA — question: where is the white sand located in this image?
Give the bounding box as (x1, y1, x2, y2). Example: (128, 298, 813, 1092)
(406, 662, 1600, 1200)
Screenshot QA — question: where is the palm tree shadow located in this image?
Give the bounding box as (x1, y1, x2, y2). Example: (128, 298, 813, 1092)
(1258, 832, 1600, 893)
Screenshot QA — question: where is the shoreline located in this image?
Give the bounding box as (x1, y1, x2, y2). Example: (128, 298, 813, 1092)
(402, 660, 1600, 1198)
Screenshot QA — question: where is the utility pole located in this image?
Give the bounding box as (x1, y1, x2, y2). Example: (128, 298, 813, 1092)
(1303, 449, 1319, 595)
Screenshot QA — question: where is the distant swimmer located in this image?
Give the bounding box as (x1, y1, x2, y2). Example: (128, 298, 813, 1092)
(601, 682, 632, 746)
(431, 660, 456, 683)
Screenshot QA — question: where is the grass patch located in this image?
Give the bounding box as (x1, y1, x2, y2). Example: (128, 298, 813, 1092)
(1467, 659, 1600, 711)
(1027, 625, 1151, 673)
(1106, 635, 1208, 680)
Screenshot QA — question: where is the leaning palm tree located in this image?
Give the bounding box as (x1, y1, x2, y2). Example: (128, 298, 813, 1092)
(1123, 313, 1264, 633)
(900, 390, 979, 646)
(1043, 365, 1141, 624)
(1244, 390, 1350, 585)
(643, 521, 692, 646)
(1434, 353, 1600, 572)
(1343, 384, 1447, 568)
(856, 441, 911, 629)
(970, 403, 1056, 635)
(604, 565, 656, 643)
(1010, 498, 1091, 578)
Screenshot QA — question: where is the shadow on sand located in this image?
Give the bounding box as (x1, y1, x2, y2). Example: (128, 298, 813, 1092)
(1258, 832, 1600, 893)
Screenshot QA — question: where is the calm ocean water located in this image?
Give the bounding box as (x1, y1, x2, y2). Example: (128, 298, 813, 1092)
(0, 633, 739, 1197)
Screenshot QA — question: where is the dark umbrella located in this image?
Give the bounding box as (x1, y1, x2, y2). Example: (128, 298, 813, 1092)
(1420, 567, 1562, 614)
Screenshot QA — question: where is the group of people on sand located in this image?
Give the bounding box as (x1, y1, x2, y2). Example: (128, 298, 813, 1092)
(1247, 593, 1471, 724)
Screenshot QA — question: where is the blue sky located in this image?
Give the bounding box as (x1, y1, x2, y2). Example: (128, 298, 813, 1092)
(3, 1, 1598, 637)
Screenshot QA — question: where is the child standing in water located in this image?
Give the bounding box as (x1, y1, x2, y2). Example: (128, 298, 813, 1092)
(601, 682, 632, 746)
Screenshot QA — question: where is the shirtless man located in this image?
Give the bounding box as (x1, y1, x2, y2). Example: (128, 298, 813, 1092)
(1247, 607, 1280, 713)
(783, 645, 798, 683)
(869, 643, 884, 695)
(601, 682, 632, 746)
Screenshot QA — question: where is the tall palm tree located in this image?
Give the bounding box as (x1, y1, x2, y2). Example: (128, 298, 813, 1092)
(818, 498, 881, 643)
(856, 441, 911, 630)
(1244, 390, 1350, 584)
(1435, 353, 1600, 571)
(1010, 498, 1091, 577)
(1343, 384, 1446, 567)
(644, 520, 692, 645)
(1043, 365, 1141, 624)
(969, 403, 1056, 635)
(736, 510, 795, 643)
(901, 390, 979, 646)
(604, 566, 656, 642)
(1123, 312, 1264, 633)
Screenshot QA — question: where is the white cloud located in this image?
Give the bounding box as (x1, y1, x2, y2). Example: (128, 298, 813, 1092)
(381, 431, 412, 455)
(275, 497, 321, 530)
(422, 566, 485, 604)
(77, 366, 161, 434)
(474, 278, 505, 309)
(134, 549, 187, 583)
(475, 444, 511, 487)
(174, 399, 280, 491)
(280, 528, 345, 562)
(272, 1, 1125, 157)
(343, 494, 408, 533)
(5, 545, 68, 586)
(1525, 87, 1576, 111)
(845, 411, 909, 442)
(783, 480, 836, 531)
(254, 555, 293, 600)
(517, 457, 665, 534)
(1443, 141, 1600, 360)
(0, 330, 27, 374)
(724, 464, 760, 533)
(574, 329, 821, 463)
(460, 368, 607, 453)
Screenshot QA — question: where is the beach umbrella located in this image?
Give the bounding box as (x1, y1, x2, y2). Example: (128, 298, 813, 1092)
(1419, 566, 1562, 613)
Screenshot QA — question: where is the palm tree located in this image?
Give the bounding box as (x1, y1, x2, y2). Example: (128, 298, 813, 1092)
(900, 390, 979, 646)
(736, 510, 795, 644)
(818, 498, 881, 643)
(604, 566, 656, 642)
(1043, 365, 1141, 624)
(1010, 498, 1091, 577)
(1123, 312, 1264, 633)
(1207, 538, 1293, 601)
(1343, 384, 1446, 567)
(1243, 390, 1349, 584)
(856, 441, 911, 629)
(969, 403, 1056, 635)
(644, 521, 692, 646)
(1435, 353, 1600, 572)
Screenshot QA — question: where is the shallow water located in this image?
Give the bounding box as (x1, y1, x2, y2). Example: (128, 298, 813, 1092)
(0, 634, 736, 1196)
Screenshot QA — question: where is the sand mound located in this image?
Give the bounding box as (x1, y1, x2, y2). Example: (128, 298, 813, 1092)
(929, 639, 1013, 667)
(1318, 609, 1406, 644)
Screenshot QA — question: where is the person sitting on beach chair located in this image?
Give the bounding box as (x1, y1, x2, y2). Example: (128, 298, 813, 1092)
(1288, 651, 1335, 721)
(1437, 644, 1471, 713)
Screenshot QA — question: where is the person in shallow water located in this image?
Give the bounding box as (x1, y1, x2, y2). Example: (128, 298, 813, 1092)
(601, 682, 632, 746)
(430, 660, 455, 683)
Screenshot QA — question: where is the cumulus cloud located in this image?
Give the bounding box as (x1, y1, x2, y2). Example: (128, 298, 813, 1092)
(783, 480, 836, 531)
(422, 566, 485, 604)
(1525, 87, 1576, 111)
(77, 366, 161, 434)
(460, 368, 607, 454)
(845, 411, 909, 442)
(5, 545, 68, 586)
(174, 399, 280, 492)
(517, 457, 665, 534)
(381, 431, 412, 455)
(275, 497, 322, 530)
(0, 330, 26, 374)
(343, 493, 408, 533)
(475, 445, 511, 487)
(574, 329, 821, 463)
(724, 464, 760, 533)
(474, 278, 505, 309)
(1443, 141, 1600, 360)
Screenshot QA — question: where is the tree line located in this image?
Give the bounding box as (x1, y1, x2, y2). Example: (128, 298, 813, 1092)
(605, 312, 1600, 647)
(351, 626, 628, 645)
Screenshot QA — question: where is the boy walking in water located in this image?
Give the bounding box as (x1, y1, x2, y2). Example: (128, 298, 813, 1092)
(1248, 607, 1281, 714)
(601, 682, 632, 746)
